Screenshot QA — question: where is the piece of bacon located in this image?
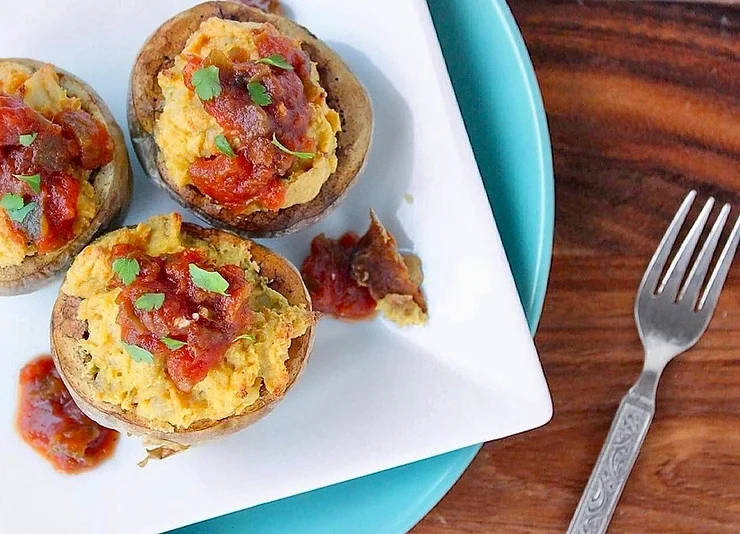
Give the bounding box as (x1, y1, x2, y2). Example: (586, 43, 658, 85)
(350, 211, 427, 312)
(0, 94, 74, 172)
(55, 109, 114, 170)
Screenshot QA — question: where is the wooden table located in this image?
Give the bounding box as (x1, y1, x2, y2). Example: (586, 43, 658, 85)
(414, 2, 740, 532)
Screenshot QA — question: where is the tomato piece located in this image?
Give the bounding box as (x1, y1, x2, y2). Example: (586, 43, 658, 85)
(37, 172, 79, 253)
(188, 153, 286, 211)
(255, 28, 311, 81)
(301, 233, 377, 320)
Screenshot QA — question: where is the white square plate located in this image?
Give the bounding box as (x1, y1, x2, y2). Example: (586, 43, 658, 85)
(0, 1, 552, 532)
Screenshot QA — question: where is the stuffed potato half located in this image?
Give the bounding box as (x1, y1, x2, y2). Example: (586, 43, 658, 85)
(50, 213, 316, 455)
(0, 58, 131, 295)
(129, 1, 372, 238)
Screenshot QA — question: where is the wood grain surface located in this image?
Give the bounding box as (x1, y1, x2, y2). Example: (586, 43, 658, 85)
(414, 2, 740, 533)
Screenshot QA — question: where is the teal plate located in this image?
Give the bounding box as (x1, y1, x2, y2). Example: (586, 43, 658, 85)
(175, 0, 553, 532)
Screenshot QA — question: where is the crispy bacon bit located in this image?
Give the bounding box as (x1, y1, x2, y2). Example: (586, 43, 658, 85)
(351, 211, 427, 313)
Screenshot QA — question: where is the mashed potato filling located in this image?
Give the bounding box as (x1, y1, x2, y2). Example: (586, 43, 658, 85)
(62, 214, 314, 432)
(155, 17, 341, 214)
(0, 62, 98, 267)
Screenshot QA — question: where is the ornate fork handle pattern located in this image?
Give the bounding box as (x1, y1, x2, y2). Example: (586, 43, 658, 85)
(566, 389, 654, 534)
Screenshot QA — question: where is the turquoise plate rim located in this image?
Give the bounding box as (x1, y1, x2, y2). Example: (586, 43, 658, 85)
(175, 0, 553, 531)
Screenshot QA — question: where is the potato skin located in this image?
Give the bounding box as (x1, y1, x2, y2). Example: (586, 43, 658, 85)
(50, 223, 315, 451)
(0, 58, 132, 296)
(128, 1, 373, 238)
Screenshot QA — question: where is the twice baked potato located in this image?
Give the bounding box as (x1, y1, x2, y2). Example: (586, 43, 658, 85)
(50, 213, 316, 457)
(129, 1, 372, 238)
(0, 59, 131, 295)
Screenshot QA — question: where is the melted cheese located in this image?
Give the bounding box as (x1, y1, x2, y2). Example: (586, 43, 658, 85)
(155, 17, 341, 213)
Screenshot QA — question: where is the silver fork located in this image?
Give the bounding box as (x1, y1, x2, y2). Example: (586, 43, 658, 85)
(567, 190, 740, 534)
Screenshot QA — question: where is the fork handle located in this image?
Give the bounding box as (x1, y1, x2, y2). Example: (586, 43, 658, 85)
(566, 388, 655, 534)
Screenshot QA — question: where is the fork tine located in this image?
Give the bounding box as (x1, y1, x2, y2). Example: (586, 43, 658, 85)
(679, 204, 730, 307)
(659, 197, 715, 299)
(699, 214, 740, 311)
(639, 190, 697, 295)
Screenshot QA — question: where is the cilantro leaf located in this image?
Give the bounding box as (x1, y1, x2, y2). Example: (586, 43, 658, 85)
(13, 173, 41, 194)
(135, 292, 165, 311)
(247, 82, 272, 106)
(1, 193, 36, 223)
(161, 337, 187, 350)
(215, 134, 236, 158)
(256, 54, 293, 70)
(189, 263, 229, 295)
(19, 132, 38, 147)
(271, 133, 315, 160)
(112, 258, 140, 286)
(10, 201, 34, 222)
(192, 65, 221, 101)
(120, 341, 154, 363)
(233, 333, 256, 343)
(0, 193, 24, 212)
(7, 201, 36, 223)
